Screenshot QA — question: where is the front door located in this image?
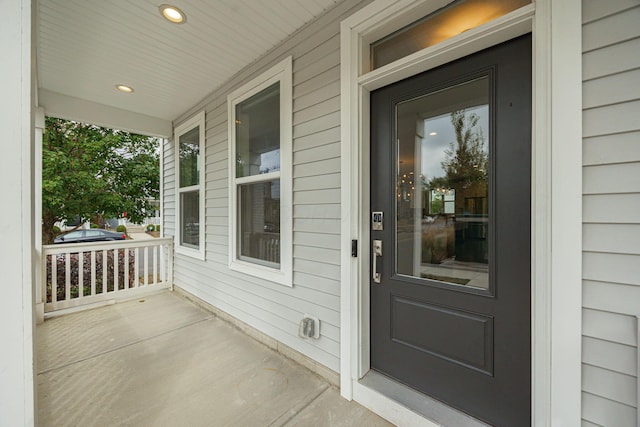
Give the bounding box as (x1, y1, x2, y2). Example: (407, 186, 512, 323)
(370, 35, 531, 426)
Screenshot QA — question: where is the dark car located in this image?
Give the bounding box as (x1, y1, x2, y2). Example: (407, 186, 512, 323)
(54, 229, 127, 244)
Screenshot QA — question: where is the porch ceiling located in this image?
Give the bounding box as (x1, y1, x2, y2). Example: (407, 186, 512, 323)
(36, 0, 342, 136)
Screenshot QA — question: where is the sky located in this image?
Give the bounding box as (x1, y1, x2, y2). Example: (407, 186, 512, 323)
(420, 104, 489, 183)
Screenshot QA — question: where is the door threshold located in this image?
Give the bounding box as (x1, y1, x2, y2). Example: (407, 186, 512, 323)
(355, 371, 490, 427)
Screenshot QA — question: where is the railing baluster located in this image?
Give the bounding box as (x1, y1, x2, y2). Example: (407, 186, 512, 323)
(134, 247, 139, 288)
(153, 245, 158, 285)
(168, 242, 173, 290)
(124, 248, 130, 289)
(144, 247, 149, 287)
(160, 244, 166, 283)
(102, 250, 108, 293)
(90, 251, 96, 296)
(65, 253, 71, 301)
(42, 254, 48, 304)
(113, 249, 119, 292)
(78, 251, 84, 298)
(51, 254, 57, 303)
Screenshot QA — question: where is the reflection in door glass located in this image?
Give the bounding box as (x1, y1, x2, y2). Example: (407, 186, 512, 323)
(396, 77, 489, 289)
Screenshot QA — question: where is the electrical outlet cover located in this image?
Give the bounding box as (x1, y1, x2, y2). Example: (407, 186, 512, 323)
(299, 314, 320, 339)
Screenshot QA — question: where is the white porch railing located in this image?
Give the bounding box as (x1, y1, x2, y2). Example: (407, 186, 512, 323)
(143, 217, 161, 226)
(42, 237, 173, 314)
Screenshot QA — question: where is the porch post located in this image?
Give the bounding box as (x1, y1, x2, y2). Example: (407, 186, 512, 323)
(0, 0, 37, 425)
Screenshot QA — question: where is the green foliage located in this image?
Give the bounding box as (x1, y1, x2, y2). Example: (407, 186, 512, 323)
(52, 225, 61, 235)
(90, 224, 99, 228)
(430, 199, 443, 214)
(441, 110, 488, 188)
(116, 225, 127, 233)
(42, 117, 159, 244)
(155, 224, 160, 232)
(146, 224, 155, 232)
(179, 140, 199, 187)
(428, 176, 449, 191)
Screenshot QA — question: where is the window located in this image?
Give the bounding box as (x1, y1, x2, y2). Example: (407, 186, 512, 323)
(174, 111, 205, 260)
(228, 57, 292, 286)
(370, 0, 532, 69)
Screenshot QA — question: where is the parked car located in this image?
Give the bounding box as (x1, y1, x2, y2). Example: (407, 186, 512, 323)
(54, 229, 127, 244)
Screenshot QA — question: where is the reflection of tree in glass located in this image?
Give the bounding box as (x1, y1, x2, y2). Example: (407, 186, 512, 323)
(438, 109, 488, 189)
(179, 141, 199, 187)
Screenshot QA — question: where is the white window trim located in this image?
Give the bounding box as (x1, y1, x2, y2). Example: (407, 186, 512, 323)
(227, 57, 293, 287)
(174, 111, 206, 260)
(340, 0, 582, 425)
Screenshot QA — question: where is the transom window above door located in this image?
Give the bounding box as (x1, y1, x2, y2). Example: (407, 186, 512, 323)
(370, 0, 532, 70)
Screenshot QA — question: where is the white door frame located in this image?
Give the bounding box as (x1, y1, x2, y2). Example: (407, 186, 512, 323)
(339, 0, 582, 425)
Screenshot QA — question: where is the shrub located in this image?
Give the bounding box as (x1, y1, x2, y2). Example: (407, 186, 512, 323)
(52, 225, 61, 235)
(116, 225, 127, 233)
(90, 223, 99, 228)
(155, 224, 160, 232)
(146, 224, 155, 232)
(45, 249, 137, 301)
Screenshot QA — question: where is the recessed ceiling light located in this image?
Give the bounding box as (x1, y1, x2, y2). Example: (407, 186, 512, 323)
(159, 4, 186, 24)
(116, 84, 134, 93)
(429, 132, 437, 136)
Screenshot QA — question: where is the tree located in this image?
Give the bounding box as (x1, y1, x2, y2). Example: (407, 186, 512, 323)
(427, 176, 450, 192)
(42, 117, 160, 244)
(441, 109, 488, 188)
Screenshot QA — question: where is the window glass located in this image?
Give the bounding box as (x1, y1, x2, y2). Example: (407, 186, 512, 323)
(180, 190, 199, 249)
(179, 126, 200, 187)
(235, 83, 280, 178)
(371, 0, 531, 70)
(238, 180, 281, 266)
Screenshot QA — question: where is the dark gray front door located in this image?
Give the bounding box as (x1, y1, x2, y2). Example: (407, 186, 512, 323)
(370, 35, 531, 426)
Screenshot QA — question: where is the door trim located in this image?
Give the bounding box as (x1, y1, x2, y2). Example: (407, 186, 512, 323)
(339, 0, 582, 425)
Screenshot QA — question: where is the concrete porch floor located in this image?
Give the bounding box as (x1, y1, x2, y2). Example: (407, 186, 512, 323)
(36, 291, 393, 426)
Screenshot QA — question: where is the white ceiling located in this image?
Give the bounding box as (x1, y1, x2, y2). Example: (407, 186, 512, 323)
(37, 0, 341, 132)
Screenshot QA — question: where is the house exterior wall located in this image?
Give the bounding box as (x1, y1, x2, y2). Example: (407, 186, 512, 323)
(163, 0, 373, 373)
(581, 1, 640, 425)
(160, 0, 640, 423)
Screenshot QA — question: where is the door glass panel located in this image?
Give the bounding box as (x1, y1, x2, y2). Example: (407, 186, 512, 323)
(396, 76, 489, 289)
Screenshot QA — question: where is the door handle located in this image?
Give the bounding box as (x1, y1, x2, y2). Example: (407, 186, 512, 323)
(372, 240, 382, 283)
